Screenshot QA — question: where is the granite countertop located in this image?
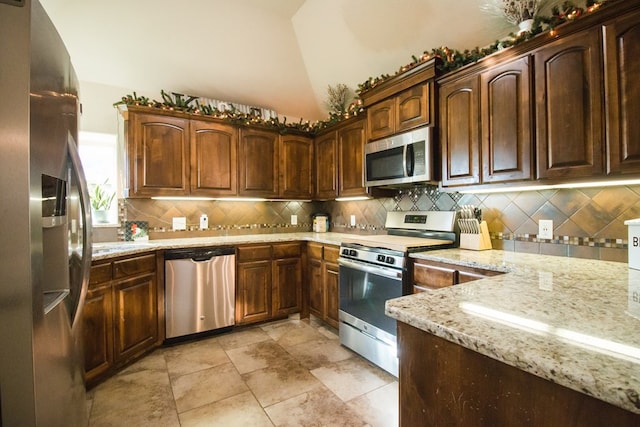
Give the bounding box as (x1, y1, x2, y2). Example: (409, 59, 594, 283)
(386, 249, 640, 414)
(91, 232, 353, 260)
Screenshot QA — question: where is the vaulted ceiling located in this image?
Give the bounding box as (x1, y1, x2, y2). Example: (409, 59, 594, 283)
(41, 0, 516, 122)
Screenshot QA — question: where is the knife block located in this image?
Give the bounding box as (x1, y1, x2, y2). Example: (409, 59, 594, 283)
(459, 221, 492, 251)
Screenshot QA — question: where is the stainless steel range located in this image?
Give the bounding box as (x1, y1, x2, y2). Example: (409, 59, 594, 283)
(337, 210, 457, 377)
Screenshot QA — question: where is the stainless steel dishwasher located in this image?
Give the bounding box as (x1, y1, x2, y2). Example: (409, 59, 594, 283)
(164, 246, 235, 340)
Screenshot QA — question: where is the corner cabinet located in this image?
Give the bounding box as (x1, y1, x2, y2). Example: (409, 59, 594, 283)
(83, 252, 159, 387)
(236, 242, 302, 325)
(439, 56, 533, 187)
(314, 117, 368, 200)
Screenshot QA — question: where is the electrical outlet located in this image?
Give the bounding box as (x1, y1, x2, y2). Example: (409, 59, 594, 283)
(350, 215, 356, 226)
(538, 219, 553, 240)
(290, 214, 297, 225)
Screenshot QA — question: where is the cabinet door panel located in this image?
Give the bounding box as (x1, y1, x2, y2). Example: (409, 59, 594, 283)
(324, 262, 340, 329)
(413, 262, 457, 292)
(83, 285, 113, 383)
(440, 76, 480, 186)
(367, 98, 395, 140)
(130, 114, 189, 196)
(315, 132, 338, 200)
(535, 28, 603, 179)
(481, 57, 532, 183)
(338, 119, 367, 197)
(190, 120, 237, 196)
(280, 135, 313, 199)
(236, 260, 272, 324)
(273, 258, 302, 316)
(308, 258, 324, 318)
(605, 9, 640, 174)
(113, 274, 157, 361)
(239, 129, 278, 197)
(397, 83, 430, 132)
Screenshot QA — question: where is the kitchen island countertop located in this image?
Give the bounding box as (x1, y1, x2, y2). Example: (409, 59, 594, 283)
(386, 249, 640, 414)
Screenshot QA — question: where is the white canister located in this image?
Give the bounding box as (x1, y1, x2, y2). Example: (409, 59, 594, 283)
(313, 214, 329, 232)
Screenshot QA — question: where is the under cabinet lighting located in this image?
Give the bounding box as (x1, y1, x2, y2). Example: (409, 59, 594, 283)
(335, 196, 370, 202)
(458, 179, 640, 194)
(150, 196, 311, 202)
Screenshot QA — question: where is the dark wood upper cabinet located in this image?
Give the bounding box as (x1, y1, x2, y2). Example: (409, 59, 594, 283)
(279, 134, 313, 199)
(534, 27, 604, 180)
(190, 120, 237, 197)
(127, 112, 189, 197)
(362, 59, 438, 141)
(238, 128, 279, 197)
(397, 83, 431, 133)
(314, 131, 338, 200)
(481, 56, 533, 183)
(439, 74, 481, 186)
(338, 118, 367, 197)
(604, 8, 640, 175)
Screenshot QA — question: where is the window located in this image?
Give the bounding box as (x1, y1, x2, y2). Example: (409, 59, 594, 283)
(78, 131, 118, 225)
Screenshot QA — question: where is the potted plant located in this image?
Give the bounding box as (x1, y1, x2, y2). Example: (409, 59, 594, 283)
(482, 0, 551, 33)
(90, 180, 115, 223)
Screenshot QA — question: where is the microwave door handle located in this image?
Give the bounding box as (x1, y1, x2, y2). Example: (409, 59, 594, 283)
(405, 143, 415, 177)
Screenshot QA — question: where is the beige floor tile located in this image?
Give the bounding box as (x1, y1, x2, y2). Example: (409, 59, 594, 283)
(164, 336, 230, 379)
(171, 362, 248, 413)
(179, 391, 274, 427)
(89, 368, 178, 427)
(285, 338, 354, 370)
(242, 361, 324, 407)
(260, 318, 327, 347)
(347, 381, 399, 427)
(226, 339, 295, 374)
(311, 357, 396, 402)
(216, 326, 272, 350)
(265, 386, 366, 427)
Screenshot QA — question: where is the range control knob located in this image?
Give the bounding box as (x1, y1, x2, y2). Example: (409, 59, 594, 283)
(349, 249, 358, 257)
(386, 256, 395, 265)
(377, 254, 386, 262)
(341, 248, 350, 256)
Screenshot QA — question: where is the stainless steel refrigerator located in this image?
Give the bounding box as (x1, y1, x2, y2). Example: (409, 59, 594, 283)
(0, 0, 92, 425)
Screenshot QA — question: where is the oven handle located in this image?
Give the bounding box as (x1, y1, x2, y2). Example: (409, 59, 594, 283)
(338, 258, 403, 281)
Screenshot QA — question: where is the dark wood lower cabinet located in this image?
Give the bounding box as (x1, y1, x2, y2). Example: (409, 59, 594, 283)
(307, 242, 339, 328)
(83, 253, 158, 387)
(236, 243, 303, 325)
(397, 322, 640, 427)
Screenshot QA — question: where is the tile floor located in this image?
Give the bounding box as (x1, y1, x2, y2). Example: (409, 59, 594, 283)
(86, 315, 399, 426)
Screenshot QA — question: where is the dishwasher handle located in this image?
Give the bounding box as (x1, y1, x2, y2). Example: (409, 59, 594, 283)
(164, 246, 235, 261)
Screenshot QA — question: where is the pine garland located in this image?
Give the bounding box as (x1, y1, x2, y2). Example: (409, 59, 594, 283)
(115, 0, 611, 134)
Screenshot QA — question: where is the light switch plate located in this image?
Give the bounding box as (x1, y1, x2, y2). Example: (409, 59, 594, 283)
(291, 215, 297, 225)
(350, 215, 356, 226)
(172, 217, 186, 231)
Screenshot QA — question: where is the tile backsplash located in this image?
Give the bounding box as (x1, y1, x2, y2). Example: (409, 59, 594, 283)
(119, 184, 637, 263)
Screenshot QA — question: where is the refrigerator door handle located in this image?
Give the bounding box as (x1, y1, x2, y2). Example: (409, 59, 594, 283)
(67, 132, 93, 331)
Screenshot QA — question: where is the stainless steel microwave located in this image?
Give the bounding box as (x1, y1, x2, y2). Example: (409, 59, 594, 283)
(365, 127, 435, 187)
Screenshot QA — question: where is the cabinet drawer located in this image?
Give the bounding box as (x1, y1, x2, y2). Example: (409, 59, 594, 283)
(273, 242, 301, 259)
(113, 254, 156, 279)
(89, 263, 112, 286)
(237, 245, 272, 262)
(307, 242, 323, 260)
(413, 262, 457, 290)
(324, 245, 340, 263)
